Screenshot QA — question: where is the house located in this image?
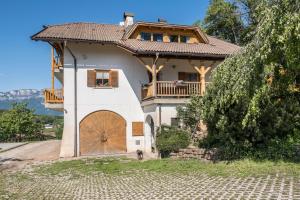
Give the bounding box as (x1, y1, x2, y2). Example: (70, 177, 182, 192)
(31, 12, 240, 157)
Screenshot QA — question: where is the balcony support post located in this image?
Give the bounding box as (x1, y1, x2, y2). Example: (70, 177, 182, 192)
(152, 53, 159, 97)
(194, 66, 211, 96)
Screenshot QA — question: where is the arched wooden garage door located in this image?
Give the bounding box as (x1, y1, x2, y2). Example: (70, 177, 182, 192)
(80, 110, 126, 155)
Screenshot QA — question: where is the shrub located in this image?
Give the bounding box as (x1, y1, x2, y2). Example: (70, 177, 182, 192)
(156, 125, 190, 157)
(54, 119, 64, 139)
(0, 103, 44, 142)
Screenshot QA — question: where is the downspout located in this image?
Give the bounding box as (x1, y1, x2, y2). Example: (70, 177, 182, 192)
(65, 41, 78, 157)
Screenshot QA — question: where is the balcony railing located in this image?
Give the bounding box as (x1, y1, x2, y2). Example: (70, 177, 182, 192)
(44, 89, 64, 104)
(142, 81, 210, 100)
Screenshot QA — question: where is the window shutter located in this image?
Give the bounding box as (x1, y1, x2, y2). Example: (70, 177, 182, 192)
(109, 70, 119, 87)
(132, 122, 144, 136)
(87, 70, 96, 87)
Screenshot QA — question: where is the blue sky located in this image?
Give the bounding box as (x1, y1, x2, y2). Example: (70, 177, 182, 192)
(0, 0, 209, 91)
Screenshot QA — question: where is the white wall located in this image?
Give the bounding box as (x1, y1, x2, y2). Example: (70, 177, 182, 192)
(60, 42, 222, 157)
(61, 43, 150, 157)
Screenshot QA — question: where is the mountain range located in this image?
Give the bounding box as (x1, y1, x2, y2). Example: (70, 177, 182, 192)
(0, 89, 62, 116)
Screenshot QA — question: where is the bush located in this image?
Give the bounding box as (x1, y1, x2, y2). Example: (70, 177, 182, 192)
(156, 125, 190, 157)
(0, 103, 44, 142)
(54, 118, 64, 139)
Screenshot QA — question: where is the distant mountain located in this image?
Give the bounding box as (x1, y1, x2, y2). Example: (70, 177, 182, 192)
(0, 89, 62, 116)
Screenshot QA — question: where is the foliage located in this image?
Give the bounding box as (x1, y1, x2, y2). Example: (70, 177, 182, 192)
(54, 118, 64, 139)
(195, 0, 262, 45)
(0, 103, 44, 142)
(156, 125, 190, 157)
(177, 96, 203, 133)
(181, 0, 300, 160)
(201, 0, 245, 44)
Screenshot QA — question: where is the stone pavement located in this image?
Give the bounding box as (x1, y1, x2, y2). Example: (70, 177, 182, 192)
(2, 171, 300, 200)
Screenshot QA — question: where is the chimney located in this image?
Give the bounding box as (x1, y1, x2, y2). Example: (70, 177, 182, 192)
(123, 12, 134, 27)
(158, 18, 167, 23)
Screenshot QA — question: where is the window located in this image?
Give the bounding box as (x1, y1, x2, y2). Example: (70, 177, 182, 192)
(153, 33, 163, 42)
(87, 70, 118, 88)
(170, 35, 179, 42)
(171, 118, 179, 127)
(180, 35, 189, 43)
(96, 71, 109, 87)
(141, 32, 151, 41)
(178, 72, 199, 82)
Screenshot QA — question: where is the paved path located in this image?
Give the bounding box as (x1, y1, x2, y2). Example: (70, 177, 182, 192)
(0, 143, 28, 152)
(0, 140, 60, 170)
(2, 171, 300, 199)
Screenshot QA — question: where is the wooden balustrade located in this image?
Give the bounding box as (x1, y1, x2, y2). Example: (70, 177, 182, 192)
(142, 81, 208, 100)
(44, 89, 64, 103)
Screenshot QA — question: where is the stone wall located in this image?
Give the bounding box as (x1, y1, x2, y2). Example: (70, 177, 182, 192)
(170, 147, 217, 161)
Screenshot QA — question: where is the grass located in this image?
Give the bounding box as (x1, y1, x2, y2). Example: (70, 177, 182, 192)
(35, 157, 300, 177)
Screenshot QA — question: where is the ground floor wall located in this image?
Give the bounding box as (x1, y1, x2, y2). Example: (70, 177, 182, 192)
(60, 102, 183, 158)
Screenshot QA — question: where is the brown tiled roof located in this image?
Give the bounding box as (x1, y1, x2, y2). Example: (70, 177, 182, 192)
(31, 22, 240, 58)
(32, 23, 124, 42)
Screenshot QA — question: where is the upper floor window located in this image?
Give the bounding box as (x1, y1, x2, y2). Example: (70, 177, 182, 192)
(96, 71, 110, 87)
(180, 35, 189, 43)
(141, 32, 151, 41)
(170, 35, 179, 43)
(153, 33, 163, 42)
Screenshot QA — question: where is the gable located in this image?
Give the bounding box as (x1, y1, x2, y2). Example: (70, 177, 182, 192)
(124, 22, 209, 44)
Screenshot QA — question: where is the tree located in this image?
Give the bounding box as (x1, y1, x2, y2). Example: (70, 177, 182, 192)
(181, 0, 300, 160)
(195, 0, 261, 45)
(202, 0, 244, 44)
(0, 103, 44, 142)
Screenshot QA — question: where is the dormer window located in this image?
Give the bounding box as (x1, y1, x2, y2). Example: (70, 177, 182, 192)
(141, 32, 151, 41)
(180, 35, 189, 43)
(153, 33, 163, 42)
(170, 35, 179, 43)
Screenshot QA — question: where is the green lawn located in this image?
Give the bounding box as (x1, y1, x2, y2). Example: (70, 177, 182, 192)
(35, 157, 300, 177)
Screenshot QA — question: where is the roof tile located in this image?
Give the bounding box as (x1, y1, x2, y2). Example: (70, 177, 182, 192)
(32, 22, 240, 57)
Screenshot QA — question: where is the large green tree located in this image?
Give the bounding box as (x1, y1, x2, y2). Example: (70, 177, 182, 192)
(0, 103, 44, 142)
(202, 0, 244, 44)
(181, 0, 300, 160)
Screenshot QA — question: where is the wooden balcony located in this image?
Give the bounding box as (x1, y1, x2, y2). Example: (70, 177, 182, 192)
(142, 81, 210, 100)
(44, 89, 64, 104)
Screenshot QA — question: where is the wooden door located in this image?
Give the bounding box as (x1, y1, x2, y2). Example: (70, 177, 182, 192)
(79, 110, 126, 155)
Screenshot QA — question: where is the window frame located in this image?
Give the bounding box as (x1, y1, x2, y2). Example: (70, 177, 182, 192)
(170, 35, 179, 43)
(153, 33, 163, 42)
(140, 32, 152, 41)
(180, 35, 189, 43)
(95, 70, 111, 88)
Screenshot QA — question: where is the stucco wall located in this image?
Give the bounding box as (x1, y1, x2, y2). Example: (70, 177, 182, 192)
(61, 43, 149, 157)
(59, 42, 221, 157)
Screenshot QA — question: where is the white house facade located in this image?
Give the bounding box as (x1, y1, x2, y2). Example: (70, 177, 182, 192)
(32, 12, 240, 157)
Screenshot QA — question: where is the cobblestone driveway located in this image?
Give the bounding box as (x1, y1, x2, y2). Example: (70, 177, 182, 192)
(2, 171, 300, 200)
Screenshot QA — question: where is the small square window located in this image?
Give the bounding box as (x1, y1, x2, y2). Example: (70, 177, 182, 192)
(170, 35, 179, 42)
(153, 33, 163, 42)
(96, 71, 110, 87)
(171, 118, 179, 127)
(180, 36, 189, 43)
(141, 32, 151, 41)
(135, 140, 140, 145)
